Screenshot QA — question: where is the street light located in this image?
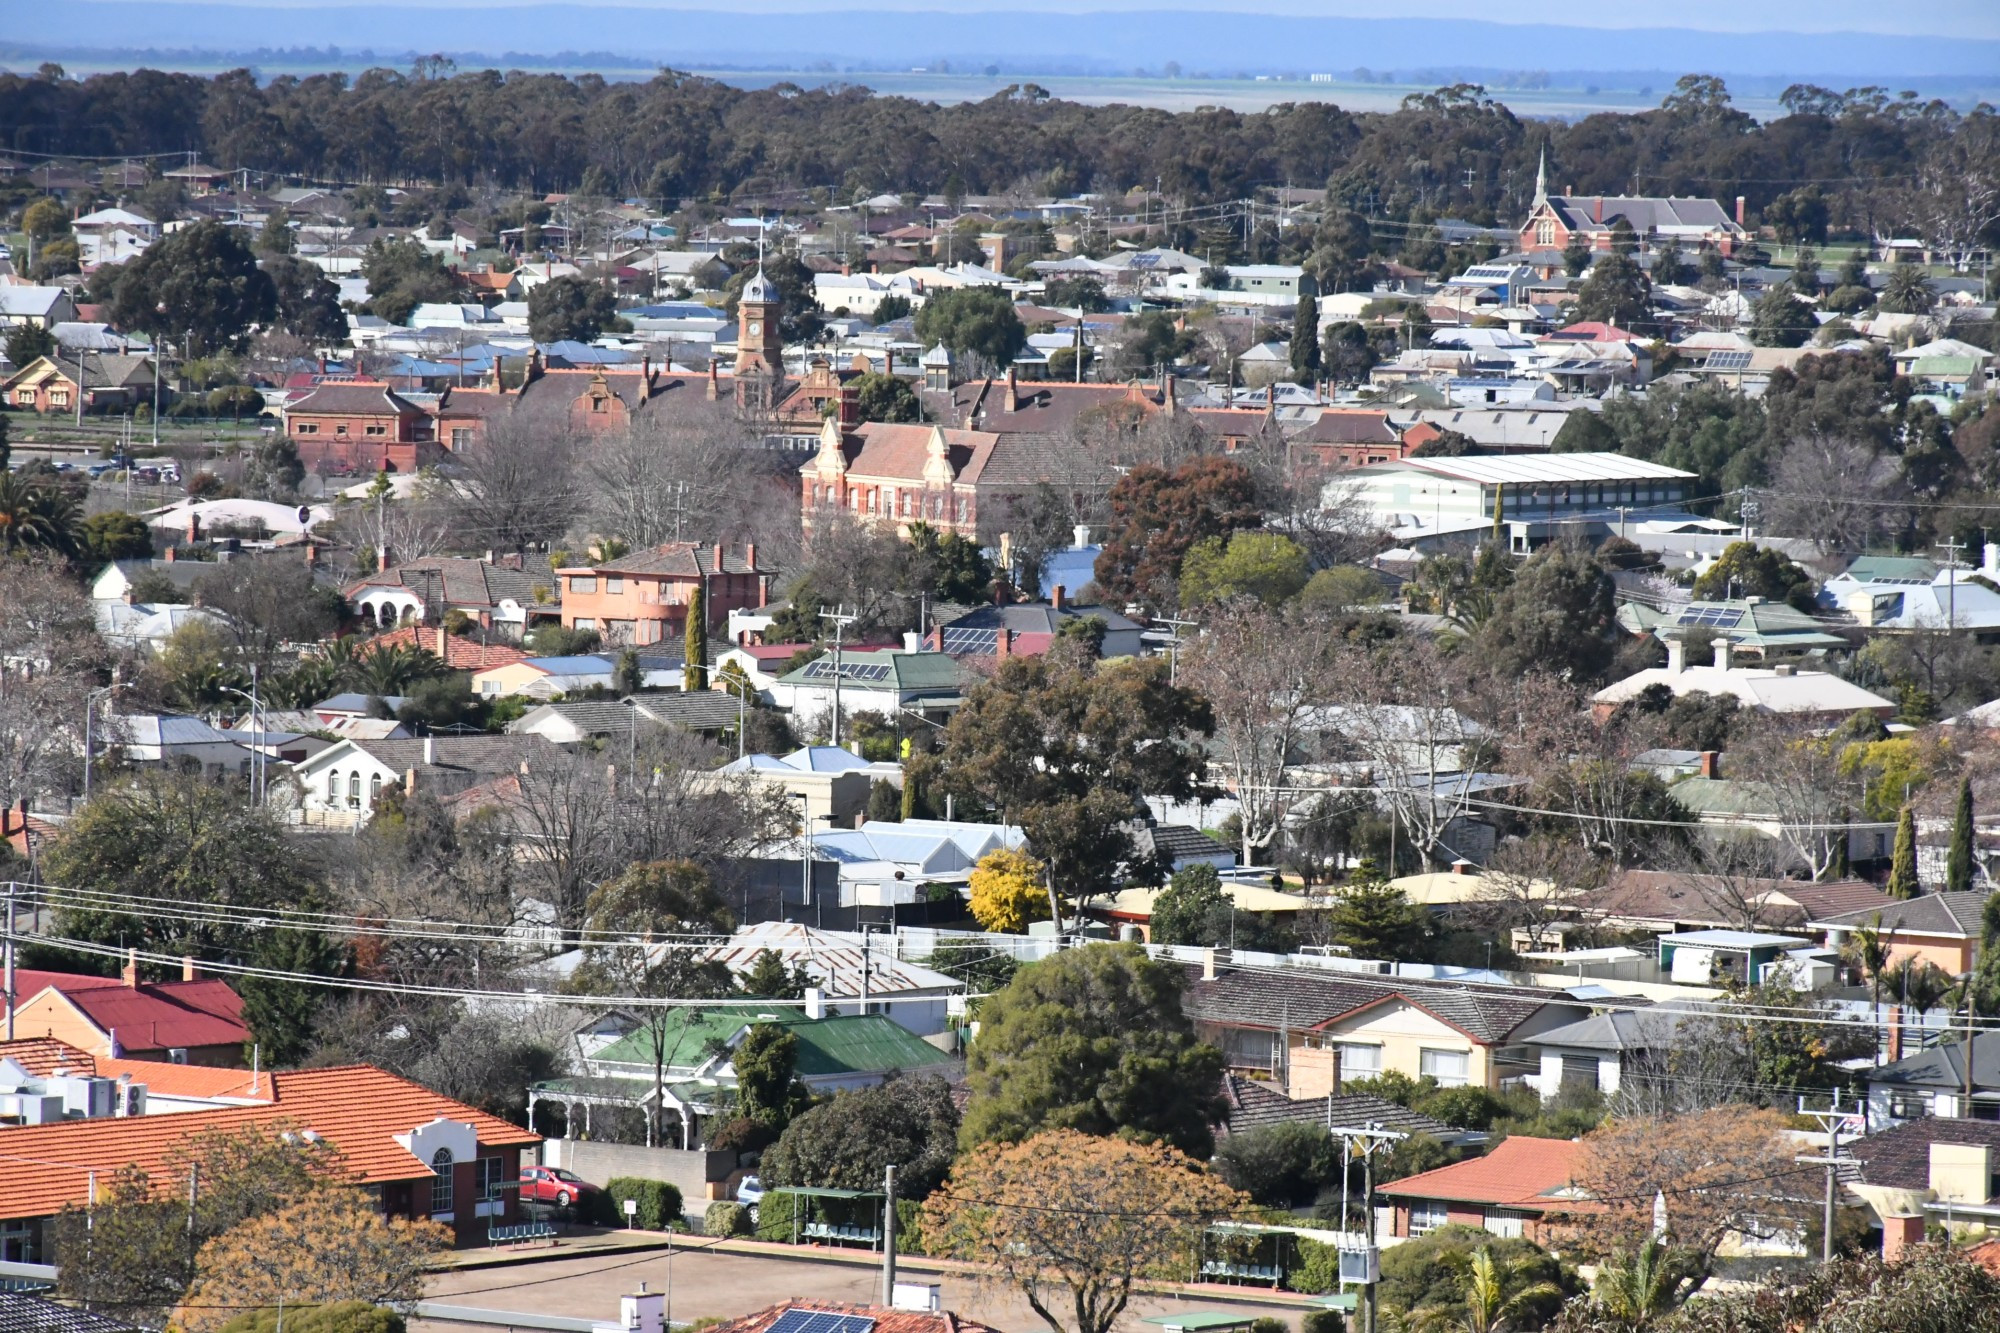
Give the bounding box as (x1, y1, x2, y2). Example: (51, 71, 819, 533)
(82, 683, 131, 802)
(218, 666, 264, 806)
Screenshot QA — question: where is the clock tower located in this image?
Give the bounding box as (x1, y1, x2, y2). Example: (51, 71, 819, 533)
(735, 266, 785, 409)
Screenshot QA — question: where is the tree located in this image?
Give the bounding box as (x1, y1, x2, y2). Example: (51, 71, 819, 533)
(1607, 1244, 2000, 1333)
(1888, 804, 1919, 898)
(923, 1129, 1243, 1333)
(1689, 542, 1816, 612)
(5, 320, 55, 368)
(108, 219, 276, 356)
(872, 294, 912, 324)
(1949, 777, 1976, 894)
(1321, 860, 1432, 961)
(1750, 282, 1817, 348)
(960, 944, 1225, 1157)
(968, 847, 1050, 932)
(359, 237, 458, 327)
(739, 947, 812, 999)
(1150, 862, 1232, 947)
(1290, 293, 1321, 378)
(1570, 1237, 1704, 1332)
(264, 253, 348, 344)
(1569, 1107, 1815, 1264)
(1478, 542, 1620, 684)
(1790, 244, 1821, 296)
(1044, 277, 1111, 312)
(1094, 456, 1262, 610)
(176, 1190, 449, 1333)
(850, 370, 923, 422)
(0, 472, 83, 558)
(762, 1074, 960, 1199)
(1764, 186, 1830, 245)
(1879, 264, 1936, 315)
(53, 1120, 349, 1321)
(1177, 531, 1310, 607)
(1213, 1121, 1335, 1207)
(1651, 241, 1691, 288)
(734, 1022, 810, 1129)
(1570, 253, 1651, 330)
(239, 917, 352, 1066)
(1377, 1228, 1572, 1332)
(528, 274, 619, 343)
(684, 584, 709, 691)
(442, 415, 581, 552)
(217, 1304, 404, 1333)
(913, 286, 1026, 370)
(1410, 1246, 1565, 1333)
(48, 771, 325, 959)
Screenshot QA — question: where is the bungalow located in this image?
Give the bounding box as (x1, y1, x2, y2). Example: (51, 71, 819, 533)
(4, 960, 250, 1065)
(1379, 1135, 1593, 1243)
(697, 921, 968, 1032)
(1813, 891, 1988, 979)
(768, 650, 966, 734)
(470, 651, 683, 699)
(0, 286, 80, 330)
(1092, 878, 1295, 943)
(345, 557, 552, 635)
(507, 693, 743, 746)
(1593, 636, 1895, 722)
(1848, 1117, 2000, 1258)
(3, 353, 157, 415)
(1865, 1032, 2000, 1126)
(714, 745, 895, 828)
(0, 1064, 539, 1263)
(926, 597, 1144, 660)
(284, 733, 561, 827)
(1522, 1007, 1689, 1102)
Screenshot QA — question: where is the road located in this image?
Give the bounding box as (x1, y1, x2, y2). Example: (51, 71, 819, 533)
(417, 1241, 1300, 1333)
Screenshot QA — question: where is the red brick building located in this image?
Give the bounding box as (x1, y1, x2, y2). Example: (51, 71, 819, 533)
(1379, 1135, 1596, 1244)
(556, 541, 771, 647)
(1292, 408, 1411, 469)
(283, 379, 434, 474)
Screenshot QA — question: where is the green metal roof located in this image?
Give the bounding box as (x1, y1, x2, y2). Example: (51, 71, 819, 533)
(590, 1006, 803, 1070)
(1618, 599, 1844, 650)
(775, 1013, 956, 1076)
(1845, 555, 1938, 583)
(1140, 1315, 1261, 1330)
(776, 650, 966, 693)
(1666, 776, 1778, 819)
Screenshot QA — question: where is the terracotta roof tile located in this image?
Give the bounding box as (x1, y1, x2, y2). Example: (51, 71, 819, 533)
(1850, 1117, 2000, 1190)
(0, 1064, 538, 1220)
(363, 626, 531, 671)
(1379, 1135, 1587, 1211)
(0, 1038, 96, 1077)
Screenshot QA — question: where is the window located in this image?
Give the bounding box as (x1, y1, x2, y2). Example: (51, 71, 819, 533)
(431, 1148, 454, 1213)
(1339, 1044, 1382, 1080)
(369, 774, 382, 802)
(1420, 1048, 1470, 1087)
(451, 428, 472, 448)
(365, 424, 387, 437)
(12, 390, 31, 406)
(295, 422, 318, 434)
(570, 577, 597, 594)
(605, 577, 624, 594)
(1535, 220, 1555, 248)
(50, 390, 69, 407)
(1409, 1201, 1448, 1236)
(476, 1156, 506, 1202)
(348, 773, 360, 806)
(335, 424, 349, 435)
(326, 770, 339, 802)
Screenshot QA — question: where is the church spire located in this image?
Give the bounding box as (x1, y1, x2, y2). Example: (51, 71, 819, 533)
(1533, 142, 1549, 208)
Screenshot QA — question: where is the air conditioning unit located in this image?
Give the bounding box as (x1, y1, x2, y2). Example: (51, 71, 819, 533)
(168, 1048, 189, 1065)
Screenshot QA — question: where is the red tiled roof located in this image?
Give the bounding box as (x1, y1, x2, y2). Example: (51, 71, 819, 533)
(1379, 1136, 1591, 1213)
(363, 626, 530, 671)
(705, 1304, 999, 1333)
(0, 1064, 539, 1220)
(0, 1038, 96, 1076)
(0, 1039, 271, 1100)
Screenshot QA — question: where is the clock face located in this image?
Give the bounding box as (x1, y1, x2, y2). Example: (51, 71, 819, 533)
(748, 320, 763, 336)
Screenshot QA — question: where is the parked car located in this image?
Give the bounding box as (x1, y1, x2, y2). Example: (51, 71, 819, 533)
(519, 1164, 600, 1208)
(736, 1173, 764, 1222)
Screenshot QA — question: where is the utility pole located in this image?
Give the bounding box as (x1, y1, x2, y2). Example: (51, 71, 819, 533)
(1156, 616, 1198, 686)
(880, 1162, 899, 1305)
(4, 882, 17, 1042)
(1796, 1094, 1860, 1264)
(817, 606, 858, 746)
(1326, 1122, 1403, 1333)
(1937, 536, 1967, 634)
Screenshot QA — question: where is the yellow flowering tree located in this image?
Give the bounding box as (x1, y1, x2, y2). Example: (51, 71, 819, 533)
(967, 847, 1048, 932)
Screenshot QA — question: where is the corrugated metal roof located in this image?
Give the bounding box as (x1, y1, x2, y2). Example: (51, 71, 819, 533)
(1379, 452, 1695, 484)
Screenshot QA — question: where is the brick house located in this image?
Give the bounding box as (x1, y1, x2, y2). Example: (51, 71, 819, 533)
(283, 379, 434, 474)
(2, 354, 158, 415)
(1292, 408, 1411, 469)
(0, 1064, 539, 1263)
(1518, 152, 1747, 263)
(556, 541, 771, 647)
(5, 960, 250, 1066)
(1379, 1135, 1596, 1243)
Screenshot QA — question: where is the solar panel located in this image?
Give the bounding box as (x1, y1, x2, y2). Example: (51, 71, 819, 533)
(801, 658, 892, 682)
(1676, 606, 1744, 628)
(767, 1313, 875, 1333)
(1704, 350, 1752, 371)
(941, 627, 999, 655)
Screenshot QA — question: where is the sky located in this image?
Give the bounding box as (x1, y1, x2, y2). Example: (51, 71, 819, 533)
(109, 0, 2000, 30)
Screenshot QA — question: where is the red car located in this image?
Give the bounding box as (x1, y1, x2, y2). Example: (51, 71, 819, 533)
(519, 1165, 599, 1208)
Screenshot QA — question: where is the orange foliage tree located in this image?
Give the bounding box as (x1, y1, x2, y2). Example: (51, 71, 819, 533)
(176, 1189, 450, 1333)
(921, 1129, 1244, 1333)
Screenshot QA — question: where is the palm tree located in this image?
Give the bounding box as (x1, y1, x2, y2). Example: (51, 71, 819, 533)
(1887, 956, 1954, 1050)
(349, 643, 447, 697)
(1879, 264, 1936, 315)
(0, 472, 81, 557)
(1589, 1237, 1705, 1332)
(263, 657, 343, 710)
(1411, 1247, 1562, 1333)
(1843, 918, 1893, 1066)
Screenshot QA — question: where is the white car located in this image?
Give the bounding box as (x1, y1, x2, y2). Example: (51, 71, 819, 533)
(736, 1173, 764, 1222)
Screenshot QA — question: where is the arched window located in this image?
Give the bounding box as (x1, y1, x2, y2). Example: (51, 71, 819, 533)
(430, 1147, 454, 1213)
(369, 774, 382, 803)
(348, 773, 361, 805)
(326, 770, 339, 802)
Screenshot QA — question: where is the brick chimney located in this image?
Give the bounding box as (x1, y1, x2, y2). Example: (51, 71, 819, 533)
(436, 624, 449, 658)
(706, 360, 720, 401)
(1052, 584, 1066, 610)
(1004, 365, 1020, 413)
(1735, 195, 1746, 226)
(996, 627, 1012, 658)
(186, 512, 201, 544)
(181, 957, 198, 982)
(1713, 637, 1734, 671)
(304, 543, 317, 567)
(122, 948, 139, 988)
(377, 545, 391, 573)
(1699, 750, 1720, 779)
(164, 546, 175, 563)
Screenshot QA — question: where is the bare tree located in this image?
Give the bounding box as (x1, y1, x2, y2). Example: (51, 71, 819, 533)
(0, 561, 103, 813)
(1762, 434, 1904, 556)
(336, 478, 459, 565)
(1651, 834, 1802, 931)
(1725, 713, 1866, 881)
(440, 415, 582, 554)
(586, 403, 790, 550)
(1180, 601, 1337, 861)
(1473, 832, 1604, 951)
(1909, 129, 2000, 274)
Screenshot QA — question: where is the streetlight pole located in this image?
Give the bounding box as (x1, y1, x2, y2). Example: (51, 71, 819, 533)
(220, 673, 264, 807)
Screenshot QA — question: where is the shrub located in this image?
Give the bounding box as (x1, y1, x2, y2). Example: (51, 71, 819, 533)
(1300, 1310, 1345, 1333)
(1291, 1238, 1340, 1295)
(893, 1197, 927, 1255)
(603, 1177, 683, 1231)
(703, 1202, 748, 1237)
(216, 1303, 404, 1333)
(1249, 1320, 1287, 1333)
(755, 1187, 800, 1241)
(708, 1116, 778, 1156)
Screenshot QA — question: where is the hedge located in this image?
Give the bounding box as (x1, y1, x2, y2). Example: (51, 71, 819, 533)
(1301, 1311, 1346, 1333)
(753, 1188, 800, 1242)
(704, 1202, 749, 1237)
(603, 1177, 684, 1230)
(217, 1303, 405, 1333)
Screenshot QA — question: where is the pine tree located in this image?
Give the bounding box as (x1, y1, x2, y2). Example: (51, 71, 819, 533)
(1948, 777, 1975, 894)
(1289, 293, 1320, 379)
(683, 584, 708, 692)
(1888, 804, 1919, 899)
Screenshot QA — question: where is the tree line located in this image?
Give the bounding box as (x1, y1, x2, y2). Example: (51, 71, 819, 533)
(2, 65, 1991, 231)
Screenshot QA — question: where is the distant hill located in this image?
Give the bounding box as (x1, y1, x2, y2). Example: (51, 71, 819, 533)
(14, 5, 2000, 82)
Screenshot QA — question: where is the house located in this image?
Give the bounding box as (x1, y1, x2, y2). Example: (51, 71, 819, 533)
(470, 652, 683, 700)
(1290, 409, 1410, 470)
(0, 1289, 152, 1333)
(507, 693, 743, 746)
(925, 597, 1144, 660)
(1379, 1135, 1593, 1243)
(0, 1064, 539, 1262)
(0, 287, 80, 329)
(697, 921, 968, 1032)
(345, 557, 552, 635)
(358, 624, 531, 673)
(94, 602, 235, 656)
(109, 713, 256, 777)
(0, 1037, 274, 1119)
(555, 541, 771, 648)
(1592, 636, 1895, 722)
(1615, 599, 1847, 658)
(2, 353, 157, 415)
(1129, 824, 1238, 876)
(1182, 967, 1588, 1095)
(768, 650, 966, 733)
(1848, 1117, 2000, 1257)
(1091, 878, 1293, 942)
(4, 959, 250, 1065)
(800, 415, 1011, 541)
(806, 819, 1028, 914)
(1812, 891, 1988, 978)
(143, 498, 330, 541)
(535, 1000, 958, 1147)
(1654, 929, 1815, 985)
(1521, 1007, 1690, 1102)
(1865, 1033, 2000, 1126)
(1564, 869, 1888, 935)
(714, 745, 894, 828)
(284, 733, 562, 827)
(1517, 155, 1746, 259)
(282, 379, 434, 474)
(1216, 1072, 1474, 1144)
